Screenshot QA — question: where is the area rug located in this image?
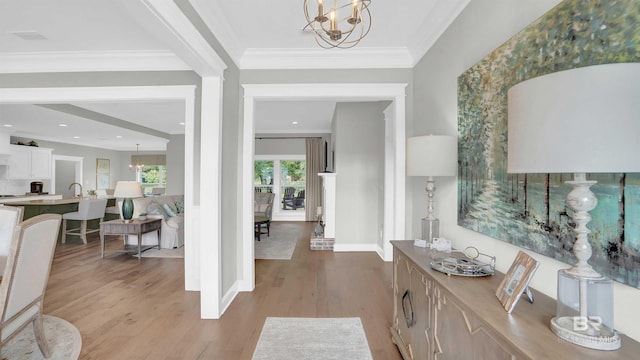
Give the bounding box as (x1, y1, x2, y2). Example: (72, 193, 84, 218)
(252, 317, 373, 360)
(140, 247, 184, 258)
(254, 223, 300, 260)
(1, 315, 82, 360)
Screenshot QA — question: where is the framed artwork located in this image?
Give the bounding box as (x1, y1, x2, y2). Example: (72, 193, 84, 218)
(96, 158, 110, 190)
(457, 0, 640, 288)
(496, 251, 539, 314)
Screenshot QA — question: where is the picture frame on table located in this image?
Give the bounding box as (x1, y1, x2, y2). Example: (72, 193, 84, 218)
(496, 250, 539, 314)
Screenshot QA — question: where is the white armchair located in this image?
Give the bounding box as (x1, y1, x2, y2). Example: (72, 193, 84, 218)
(0, 214, 62, 358)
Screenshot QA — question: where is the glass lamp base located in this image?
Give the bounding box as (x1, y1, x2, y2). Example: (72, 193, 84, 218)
(550, 316, 620, 350)
(421, 218, 439, 242)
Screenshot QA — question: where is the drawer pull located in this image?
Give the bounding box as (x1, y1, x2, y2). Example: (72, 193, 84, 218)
(402, 290, 415, 328)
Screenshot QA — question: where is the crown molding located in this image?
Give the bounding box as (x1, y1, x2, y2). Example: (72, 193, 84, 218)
(239, 47, 414, 70)
(0, 50, 190, 74)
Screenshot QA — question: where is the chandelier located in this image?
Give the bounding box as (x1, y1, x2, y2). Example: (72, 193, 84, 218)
(129, 144, 144, 171)
(303, 0, 372, 49)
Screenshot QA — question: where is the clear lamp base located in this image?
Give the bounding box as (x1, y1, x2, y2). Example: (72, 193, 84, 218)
(550, 316, 621, 351)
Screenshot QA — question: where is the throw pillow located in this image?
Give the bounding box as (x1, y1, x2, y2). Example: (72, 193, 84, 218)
(162, 203, 177, 217)
(175, 200, 184, 214)
(147, 201, 166, 219)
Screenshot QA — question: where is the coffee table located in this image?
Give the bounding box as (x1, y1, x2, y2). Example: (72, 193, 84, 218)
(100, 218, 162, 258)
(254, 216, 270, 241)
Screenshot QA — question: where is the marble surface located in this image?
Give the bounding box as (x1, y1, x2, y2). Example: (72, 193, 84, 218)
(6, 196, 113, 206)
(0, 194, 62, 204)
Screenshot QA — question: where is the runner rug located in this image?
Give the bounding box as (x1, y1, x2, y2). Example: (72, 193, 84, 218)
(252, 317, 373, 360)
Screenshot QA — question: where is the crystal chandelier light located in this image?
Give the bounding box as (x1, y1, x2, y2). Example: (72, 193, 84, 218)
(303, 0, 372, 49)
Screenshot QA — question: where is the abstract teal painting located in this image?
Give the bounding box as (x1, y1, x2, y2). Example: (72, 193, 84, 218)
(457, 0, 640, 288)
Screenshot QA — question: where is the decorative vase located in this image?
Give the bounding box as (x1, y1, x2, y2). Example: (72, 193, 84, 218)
(122, 198, 134, 222)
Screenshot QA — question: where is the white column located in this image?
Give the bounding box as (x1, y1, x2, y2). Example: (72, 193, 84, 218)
(319, 173, 336, 238)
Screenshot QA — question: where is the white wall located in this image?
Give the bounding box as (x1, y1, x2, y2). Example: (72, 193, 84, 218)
(333, 102, 384, 249)
(412, 0, 640, 341)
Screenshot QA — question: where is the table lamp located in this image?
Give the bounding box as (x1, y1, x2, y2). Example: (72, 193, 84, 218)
(507, 62, 640, 350)
(113, 181, 143, 223)
(406, 135, 458, 242)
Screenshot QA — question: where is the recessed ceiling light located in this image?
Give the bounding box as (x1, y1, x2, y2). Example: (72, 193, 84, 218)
(292, 121, 299, 125)
(116, 135, 123, 139)
(3, 124, 13, 128)
(179, 122, 185, 126)
(9, 30, 48, 40)
(73, 136, 80, 139)
(58, 123, 67, 127)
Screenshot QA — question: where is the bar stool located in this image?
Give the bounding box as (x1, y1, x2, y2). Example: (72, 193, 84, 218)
(61, 198, 108, 244)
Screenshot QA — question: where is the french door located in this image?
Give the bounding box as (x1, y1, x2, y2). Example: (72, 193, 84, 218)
(255, 155, 305, 221)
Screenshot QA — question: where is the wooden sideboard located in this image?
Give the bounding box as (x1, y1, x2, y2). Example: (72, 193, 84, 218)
(390, 240, 640, 359)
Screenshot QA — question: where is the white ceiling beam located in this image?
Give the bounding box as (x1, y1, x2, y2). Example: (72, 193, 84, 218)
(120, 0, 227, 77)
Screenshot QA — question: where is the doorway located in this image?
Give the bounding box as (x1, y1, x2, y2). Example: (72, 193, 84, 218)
(240, 83, 408, 292)
(52, 155, 83, 198)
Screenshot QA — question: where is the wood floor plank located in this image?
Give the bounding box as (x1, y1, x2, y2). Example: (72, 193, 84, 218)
(43, 221, 402, 359)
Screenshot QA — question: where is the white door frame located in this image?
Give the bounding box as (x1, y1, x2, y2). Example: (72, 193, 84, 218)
(240, 83, 407, 291)
(51, 154, 84, 197)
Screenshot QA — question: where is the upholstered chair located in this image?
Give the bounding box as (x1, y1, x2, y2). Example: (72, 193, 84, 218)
(254, 192, 275, 220)
(0, 205, 24, 274)
(0, 214, 62, 358)
(61, 198, 108, 244)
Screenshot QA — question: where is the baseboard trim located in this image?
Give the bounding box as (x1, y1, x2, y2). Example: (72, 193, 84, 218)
(333, 243, 379, 252)
(220, 281, 240, 315)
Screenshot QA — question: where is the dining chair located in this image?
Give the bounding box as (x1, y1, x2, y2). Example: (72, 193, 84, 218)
(0, 205, 24, 275)
(61, 198, 108, 244)
(0, 213, 62, 358)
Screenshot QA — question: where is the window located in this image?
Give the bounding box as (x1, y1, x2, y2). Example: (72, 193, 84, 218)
(138, 165, 167, 195)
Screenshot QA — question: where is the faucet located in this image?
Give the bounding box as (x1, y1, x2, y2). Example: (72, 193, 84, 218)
(68, 182, 83, 197)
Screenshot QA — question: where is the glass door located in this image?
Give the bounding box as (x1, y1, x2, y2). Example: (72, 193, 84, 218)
(255, 156, 305, 221)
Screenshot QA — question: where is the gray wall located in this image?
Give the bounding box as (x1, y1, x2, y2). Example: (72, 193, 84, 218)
(333, 102, 385, 246)
(167, 134, 185, 195)
(412, 0, 640, 341)
(255, 137, 305, 155)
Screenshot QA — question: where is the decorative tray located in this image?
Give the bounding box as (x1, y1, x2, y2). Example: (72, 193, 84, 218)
(430, 247, 495, 277)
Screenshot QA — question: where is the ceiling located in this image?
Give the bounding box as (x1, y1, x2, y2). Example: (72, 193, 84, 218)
(0, 0, 469, 151)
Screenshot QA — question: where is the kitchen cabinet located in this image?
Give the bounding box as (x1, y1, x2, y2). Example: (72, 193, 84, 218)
(6, 145, 53, 179)
(390, 240, 640, 359)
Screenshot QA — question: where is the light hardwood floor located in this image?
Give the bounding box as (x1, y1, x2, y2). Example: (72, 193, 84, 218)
(45, 221, 403, 359)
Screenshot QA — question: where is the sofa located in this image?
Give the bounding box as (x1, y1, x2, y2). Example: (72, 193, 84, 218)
(121, 194, 184, 249)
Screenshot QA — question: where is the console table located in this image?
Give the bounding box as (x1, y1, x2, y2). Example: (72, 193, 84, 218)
(391, 240, 640, 359)
(100, 218, 161, 259)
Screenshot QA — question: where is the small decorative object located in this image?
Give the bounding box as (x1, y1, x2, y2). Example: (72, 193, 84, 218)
(27, 140, 38, 147)
(313, 215, 324, 238)
(86, 189, 97, 199)
(430, 245, 495, 278)
(138, 213, 147, 221)
(496, 251, 539, 314)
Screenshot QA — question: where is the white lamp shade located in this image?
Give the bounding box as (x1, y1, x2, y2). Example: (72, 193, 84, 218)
(507, 63, 640, 174)
(113, 181, 143, 198)
(406, 135, 458, 177)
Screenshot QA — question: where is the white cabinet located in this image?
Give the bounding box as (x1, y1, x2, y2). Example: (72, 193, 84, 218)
(6, 145, 52, 179)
